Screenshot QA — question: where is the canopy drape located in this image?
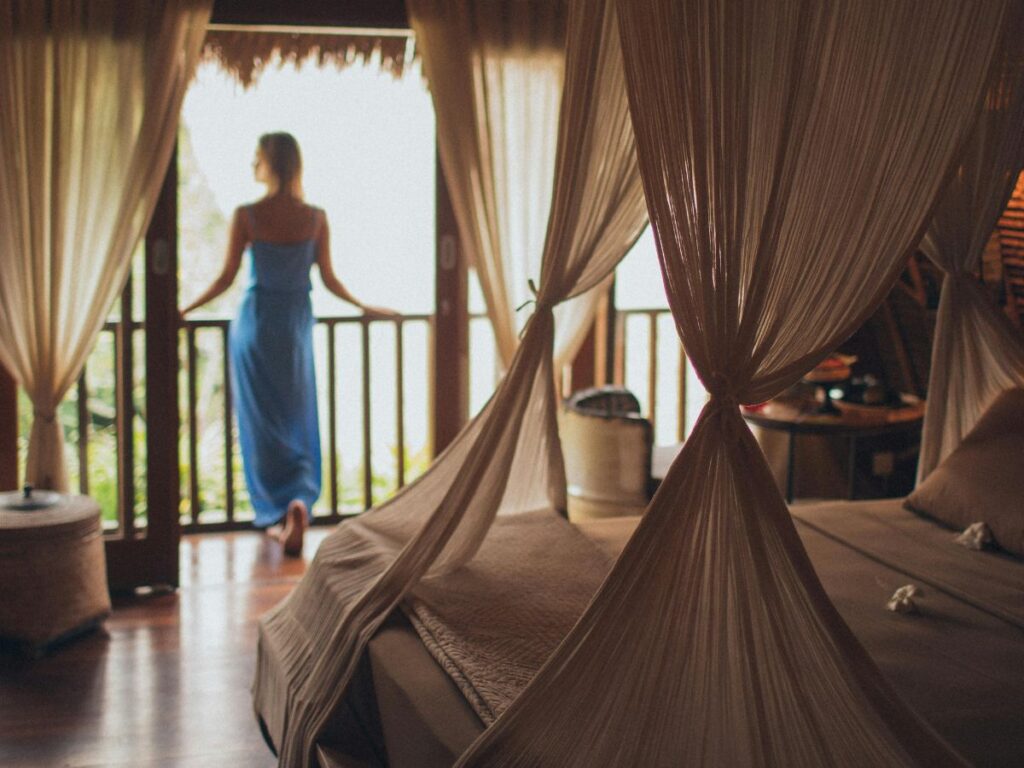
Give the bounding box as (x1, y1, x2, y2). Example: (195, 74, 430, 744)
(253, 1, 647, 764)
(410, 0, 615, 370)
(456, 1, 1010, 765)
(0, 0, 212, 490)
(916, 27, 1024, 483)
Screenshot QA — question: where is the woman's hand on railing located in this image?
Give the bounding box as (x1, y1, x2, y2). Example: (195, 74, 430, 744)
(360, 305, 401, 320)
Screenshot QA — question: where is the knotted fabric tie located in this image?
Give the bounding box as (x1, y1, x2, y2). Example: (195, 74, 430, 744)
(515, 278, 542, 313)
(705, 374, 741, 412)
(33, 408, 57, 424)
(516, 279, 555, 338)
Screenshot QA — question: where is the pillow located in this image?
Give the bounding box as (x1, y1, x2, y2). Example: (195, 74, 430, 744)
(905, 387, 1024, 557)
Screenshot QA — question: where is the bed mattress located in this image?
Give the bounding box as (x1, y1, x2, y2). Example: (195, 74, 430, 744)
(320, 500, 1024, 767)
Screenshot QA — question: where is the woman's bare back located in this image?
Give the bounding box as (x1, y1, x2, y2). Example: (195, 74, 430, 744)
(246, 195, 322, 244)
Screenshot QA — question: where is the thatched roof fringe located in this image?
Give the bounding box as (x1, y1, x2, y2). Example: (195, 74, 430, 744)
(201, 30, 416, 88)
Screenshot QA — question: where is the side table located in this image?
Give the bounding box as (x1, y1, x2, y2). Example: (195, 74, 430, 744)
(741, 398, 924, 503)
(0, 494, 111, 655)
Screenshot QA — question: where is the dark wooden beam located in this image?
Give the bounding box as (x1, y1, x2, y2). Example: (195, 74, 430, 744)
(211, 0, 409, 28)
(105, 148, 181, 592)
(432, 154, 468, 456)
(145, 144, 182, 587)
(0, 363, 17, 491)
(569, 323, 598, 395)
(604, 275, 619, 385)
(568, 287, 613, 394)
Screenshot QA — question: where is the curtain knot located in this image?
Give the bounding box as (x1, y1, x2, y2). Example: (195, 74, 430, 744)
(705, 375, 740, 411)
(945, 269, 975, 284)
(516, 279, 550, 313)
(516, 279, 555, 338)
(33, 408, 57, 424)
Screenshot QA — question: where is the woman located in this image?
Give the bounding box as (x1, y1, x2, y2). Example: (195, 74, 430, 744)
(181, 132, 394, 555)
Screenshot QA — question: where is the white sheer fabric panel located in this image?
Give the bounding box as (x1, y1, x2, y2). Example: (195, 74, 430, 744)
(0, 0, 211, 490)
(255, 2, 647, 763)
(411, 0, 613, 373)
(411, 0, 564, 368)
(457, 2, 1008, 765)
(917, 28, 1024, 482)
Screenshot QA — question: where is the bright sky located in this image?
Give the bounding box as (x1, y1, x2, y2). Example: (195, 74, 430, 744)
(181, 58, 436, 316)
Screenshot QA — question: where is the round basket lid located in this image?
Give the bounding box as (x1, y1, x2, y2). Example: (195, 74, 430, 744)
(0, 485, 61, 511)
(0, 493, 101, 541)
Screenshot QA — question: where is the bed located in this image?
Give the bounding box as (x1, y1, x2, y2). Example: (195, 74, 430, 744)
(307, 499, 1024, 768)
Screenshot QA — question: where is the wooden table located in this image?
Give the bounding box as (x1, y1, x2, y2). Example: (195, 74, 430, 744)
(741, 398, 924, 502)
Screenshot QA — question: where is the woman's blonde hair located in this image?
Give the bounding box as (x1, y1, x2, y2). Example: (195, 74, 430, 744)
(258, 132, 303, 197)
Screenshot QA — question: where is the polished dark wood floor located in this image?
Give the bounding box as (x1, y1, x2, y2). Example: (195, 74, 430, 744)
(0, 529, 330, 768)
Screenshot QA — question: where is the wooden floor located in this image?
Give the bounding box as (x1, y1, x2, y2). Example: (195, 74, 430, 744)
(0, 528, 330, 768)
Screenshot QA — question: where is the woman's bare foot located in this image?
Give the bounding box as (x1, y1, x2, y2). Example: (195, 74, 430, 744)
(279, 500, 308, 557)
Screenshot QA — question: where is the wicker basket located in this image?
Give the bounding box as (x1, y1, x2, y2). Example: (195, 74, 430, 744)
(0, 495, 111, 654)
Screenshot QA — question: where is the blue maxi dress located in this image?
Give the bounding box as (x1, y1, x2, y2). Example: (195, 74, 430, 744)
(229, 233, 321, 528)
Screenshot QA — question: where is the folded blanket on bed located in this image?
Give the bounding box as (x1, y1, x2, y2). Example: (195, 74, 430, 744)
(401, 508, 614, 725)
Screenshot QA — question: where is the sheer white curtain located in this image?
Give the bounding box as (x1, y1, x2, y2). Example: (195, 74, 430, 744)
(409, 0, 618, 371)
(0, 0, 211, 490)
(457, 2, 1010, 766)
(917, 29, 1024, 483)
(253, 3, 647, 764)
(410, 0, 564, 368)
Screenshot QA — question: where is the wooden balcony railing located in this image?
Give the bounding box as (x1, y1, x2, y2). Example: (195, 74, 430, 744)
(22, 305, 695, 535)
(180, 313, 434, 532)
(37, 312, 440, 534)
(611, 307, 706, 444)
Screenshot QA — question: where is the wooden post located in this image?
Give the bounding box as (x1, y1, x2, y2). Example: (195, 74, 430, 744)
(593, 289, 611, 388)
(143, 145, 181, 586)
(0, 363, 17, 491)
(569, 325, 598, 395)
(432, 154, 468, 456)
(568, 287, 614, 395)
(605, 276, 620, 385)
(106, 146, 180, 591)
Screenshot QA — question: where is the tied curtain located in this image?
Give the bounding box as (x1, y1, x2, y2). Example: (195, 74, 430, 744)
(916, 26, 1024, 483)
(0, 0, 211, 491)
(457, 1, 1010, 766)
(253, 2, 647, 764)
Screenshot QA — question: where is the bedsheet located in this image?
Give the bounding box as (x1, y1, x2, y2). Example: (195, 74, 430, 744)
(333, 501, 1024, 767)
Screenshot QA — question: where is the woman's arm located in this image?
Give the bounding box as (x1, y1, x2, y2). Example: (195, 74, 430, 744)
(315, 211, 398, 318)
(180, 208, 247, 317)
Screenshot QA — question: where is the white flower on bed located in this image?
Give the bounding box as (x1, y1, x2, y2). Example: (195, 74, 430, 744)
(954, 521, 993, 551)
(886, 584, 922, 614)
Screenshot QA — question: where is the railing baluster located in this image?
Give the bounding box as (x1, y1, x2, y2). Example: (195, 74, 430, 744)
(222, 324, 234, 523)
(117, 289, 136, 538)
(647, 311, 658, 438)
(187, 326, 200, 527)
(361, 319, 372, 510)
(396, 319, 405, 490)
(614, 312, 626, 385)
(170, 314, 431, 532)
(77, 367, 89, 496)
(327, 321, 338, 518)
